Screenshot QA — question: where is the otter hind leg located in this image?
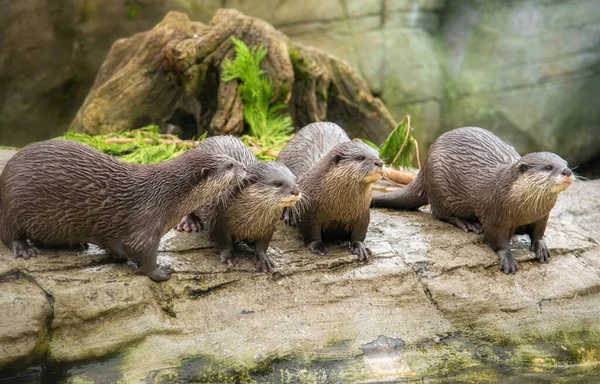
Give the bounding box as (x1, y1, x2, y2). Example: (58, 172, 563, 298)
(13, 239, 38, 259)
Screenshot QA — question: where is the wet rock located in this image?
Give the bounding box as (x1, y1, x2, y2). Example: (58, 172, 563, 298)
(0, 273, 51, 367)
(0, 149, 599, 382)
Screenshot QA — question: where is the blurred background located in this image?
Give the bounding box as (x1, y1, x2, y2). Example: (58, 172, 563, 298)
(1, 0, 599, 174)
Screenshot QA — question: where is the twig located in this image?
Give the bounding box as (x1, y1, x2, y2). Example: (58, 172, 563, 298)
(384, 168, 415, 185)
(104, 137, 200, 148)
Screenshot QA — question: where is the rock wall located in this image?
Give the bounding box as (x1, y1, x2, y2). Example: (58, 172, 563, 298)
(1, 0, 599, 165)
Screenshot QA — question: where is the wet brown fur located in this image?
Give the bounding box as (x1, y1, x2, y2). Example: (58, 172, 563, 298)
(277, 122, 384, 261)
(372, 127, 574, 274)
(0, 139, 245, 281)
(177, 136, 299, 271)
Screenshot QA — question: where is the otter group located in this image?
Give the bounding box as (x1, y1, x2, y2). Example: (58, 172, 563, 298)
(0, 123, 573, 281)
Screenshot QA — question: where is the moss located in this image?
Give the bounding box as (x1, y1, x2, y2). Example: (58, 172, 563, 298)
(289, 48, 312, 82)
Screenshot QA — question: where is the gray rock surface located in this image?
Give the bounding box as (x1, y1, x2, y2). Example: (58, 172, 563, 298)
(2, 1, 599, 167)
(0, 149, 599, 382)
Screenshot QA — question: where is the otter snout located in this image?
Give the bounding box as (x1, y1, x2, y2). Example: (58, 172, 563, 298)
(552, 167, 574, 193)
(374, 160, 383, 167)
(280, 188, 301, 207)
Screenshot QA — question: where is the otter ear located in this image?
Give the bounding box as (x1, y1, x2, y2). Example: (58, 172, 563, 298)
(332, 154, 342, 165)
(518, 163, 529, 173)
(200, 168, 211, 179)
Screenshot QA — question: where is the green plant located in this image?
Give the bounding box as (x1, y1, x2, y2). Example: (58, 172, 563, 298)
(377, 115, 419, 169)
(56, 125, 204, 164)
(221, 37, 294, 148)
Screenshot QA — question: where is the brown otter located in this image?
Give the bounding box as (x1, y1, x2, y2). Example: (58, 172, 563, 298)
(175, 136, 300, 272)
(176, 135, 258, 233)
(277, 122, 384, 261)
(0, 139, 245, 281)
(371, 127, 574, 274)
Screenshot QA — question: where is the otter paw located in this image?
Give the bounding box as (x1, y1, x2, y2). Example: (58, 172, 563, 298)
(220, 249, 235, 267)
(307, 241, 330, 256)
(497, 250, 517, 275)
(175, 214, 202, 232)
(281, 209, 297, 227)
(351, 242, 371, 262)
(147, 265, 173, 282)
(256, 252, 276, 272)
(12, 240, 37, 259)
(454, 218, 483, 234)
(531, 240, 549, 263)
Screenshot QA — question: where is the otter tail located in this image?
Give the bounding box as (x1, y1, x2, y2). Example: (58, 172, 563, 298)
(371, 168, 428, 211)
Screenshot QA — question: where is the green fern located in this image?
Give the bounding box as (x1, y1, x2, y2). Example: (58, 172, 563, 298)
(222, 37, 293, 148)
(56, 125, 203, 164)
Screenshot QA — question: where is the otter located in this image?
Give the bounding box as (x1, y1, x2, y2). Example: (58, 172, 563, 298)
(0, 139, 245, 281)
(175, 136, 300, 272)
(371, 127, 574, 274)
(277, 122, 384, 261)
(176, 135, 258, 233)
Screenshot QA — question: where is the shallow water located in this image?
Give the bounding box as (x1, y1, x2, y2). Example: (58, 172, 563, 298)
(2, 355, 599, 384)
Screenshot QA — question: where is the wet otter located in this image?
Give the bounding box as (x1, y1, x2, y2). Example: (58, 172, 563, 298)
(0, 139, 245, 281)
(277, 122, 384, 261)
(176, 135, 258, 233)
(175, 136, 300, 272)
(372, 127, 574, 274)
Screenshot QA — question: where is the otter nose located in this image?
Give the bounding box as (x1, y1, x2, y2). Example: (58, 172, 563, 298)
(561, 168, 572, 177)
(374, 160, 383, 167)
(290, 187, 300, 196)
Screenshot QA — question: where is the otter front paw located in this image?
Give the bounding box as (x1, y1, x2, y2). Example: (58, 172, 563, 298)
(351, 242, 371, 262)
(147, 264, 174, 282)
(256, 252, 276, 272)
(281, 208, 297, 227)
(307, 241, 330, 256)
(530, 240, 549, 263)
(175, 214, 202, 232)
(220, 249, 235, 267)
(453, 217, 483, 234)
(497, 249, 517, 275)
(12, 240, 37, 259)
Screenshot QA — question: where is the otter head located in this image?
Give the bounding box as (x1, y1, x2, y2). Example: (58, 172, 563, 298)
(244, 162, 301, 208)
(516, 152, 574, 195)
(329, 141, 384, 184)
(191, 150, 246, 196)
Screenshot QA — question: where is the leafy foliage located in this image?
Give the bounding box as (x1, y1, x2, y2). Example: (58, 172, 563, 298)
(57, 125, 203, 164)
(221, 37, 294, 149)
(378, 115, 419, 169)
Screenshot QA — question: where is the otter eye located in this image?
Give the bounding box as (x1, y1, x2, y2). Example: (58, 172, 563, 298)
(356, 155, 366, 161)
(273, 181, 283, 188)
(544, 165, 553, 171)
(227, 163, 234, 170)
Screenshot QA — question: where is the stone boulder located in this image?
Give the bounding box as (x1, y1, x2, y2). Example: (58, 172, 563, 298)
(441, 0, 600, 165)
(0, 149, 599, 382)
(69, 9, 396, 144)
